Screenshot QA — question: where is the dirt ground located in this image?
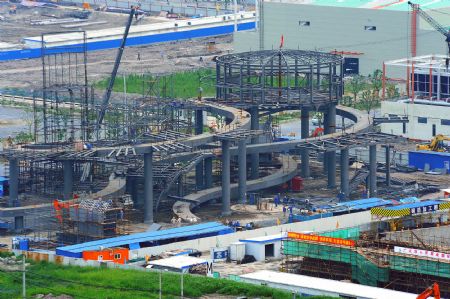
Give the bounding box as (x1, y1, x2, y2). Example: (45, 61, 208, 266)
(0, 2, 232, 89)
(0, 35, 231, 89)
(0, 4, 164, 44)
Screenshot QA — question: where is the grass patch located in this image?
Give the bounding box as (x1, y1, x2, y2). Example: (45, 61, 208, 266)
(95, 69, 216, 99)
(0, 260, 335, 299)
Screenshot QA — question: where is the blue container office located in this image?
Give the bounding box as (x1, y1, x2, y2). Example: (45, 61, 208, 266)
(408, 151, 450, 171)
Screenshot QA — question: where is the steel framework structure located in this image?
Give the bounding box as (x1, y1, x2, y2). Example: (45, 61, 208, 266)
(215, 49, 344, 109)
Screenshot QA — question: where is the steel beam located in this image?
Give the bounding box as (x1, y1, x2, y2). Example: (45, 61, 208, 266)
(144, 150, 154, 223)
(369, 144, 377, 197)
(63, 160, 74, 200)
(385, 145, 391, 187)
(221, 140, 231, 216)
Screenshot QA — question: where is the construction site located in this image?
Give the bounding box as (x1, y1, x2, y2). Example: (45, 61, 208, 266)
(0, 0, 449, 298)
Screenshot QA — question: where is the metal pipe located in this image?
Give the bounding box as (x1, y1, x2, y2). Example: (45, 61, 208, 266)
(63, 160, 74, 200)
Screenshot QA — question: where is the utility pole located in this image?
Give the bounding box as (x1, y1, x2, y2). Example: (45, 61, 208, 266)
(159, 270, 162, 299)
(181, 272, 184, 298)
(22, 255, 26, 299)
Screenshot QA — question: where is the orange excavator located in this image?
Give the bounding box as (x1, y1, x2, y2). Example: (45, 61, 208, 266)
(417, 283, 440, 299)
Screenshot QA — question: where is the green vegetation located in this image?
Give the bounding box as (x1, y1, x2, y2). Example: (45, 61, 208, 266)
(95, 69, 216, 99)
(0, 260, 335, 299)
(343, 69, 400, 114)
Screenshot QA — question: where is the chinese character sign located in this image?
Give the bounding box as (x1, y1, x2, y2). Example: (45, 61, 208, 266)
(287, 232, 355, 247)
(394, 246, 450, 261)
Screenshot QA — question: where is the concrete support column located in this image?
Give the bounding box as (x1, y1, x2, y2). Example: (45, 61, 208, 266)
(14, 216, 24, 231)
(369, 144, 377, 197)
(325, 104, 337, 186)
(250, 106, 259, 179)
(323, 111, 329, 174)
(301, 107, 310, 178)
(195, 161, 204, 190)
(340, 147, 349, 200)
(177, 177, 183, 197)
(327, 151, 336, 189)
(143, 150, 154, 223)
(195, 109, 203, 135)
(204, 157, 213, 188)
(238, 139, 247, 204)
(221, 140, 231, 216)
(63, 160, 74, 200)
(195, 109, 204, 190)
(8, 158, 19, 207)
(385, 145, 391, 187)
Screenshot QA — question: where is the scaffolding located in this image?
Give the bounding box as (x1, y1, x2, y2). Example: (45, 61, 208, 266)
(282, 219, 450, 296)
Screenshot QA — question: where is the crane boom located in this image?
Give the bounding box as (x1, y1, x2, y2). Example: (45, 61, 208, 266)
(96, 6, 137, 138)
(408, 1, 450, 68)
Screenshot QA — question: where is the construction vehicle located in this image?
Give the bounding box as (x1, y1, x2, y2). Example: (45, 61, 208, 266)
(408, 1, 450, 68)
(416, 134, 450, 152)
(96, 6, 137, 139)
(417, 282, 440, 299)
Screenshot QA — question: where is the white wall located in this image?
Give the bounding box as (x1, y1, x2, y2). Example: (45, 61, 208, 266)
(234, 3, 449, 76)
(130, 211, 372, 258)
(380, 101, 450, 140)
(245, 243, 265, 261)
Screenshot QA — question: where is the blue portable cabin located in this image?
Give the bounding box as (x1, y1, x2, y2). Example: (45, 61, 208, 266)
(408, 151, 450, 172)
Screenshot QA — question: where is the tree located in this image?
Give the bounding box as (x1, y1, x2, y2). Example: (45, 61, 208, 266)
(386, 83, 400, 99)
(347, 75, 365, 105)
(360, 89, 379, 115)
(369, 69, 383, 98)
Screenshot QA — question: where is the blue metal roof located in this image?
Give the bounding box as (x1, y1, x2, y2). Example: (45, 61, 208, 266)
(334, 198, 392, 210)
(386, 200, 443, 210)
(415, 151, 450, 157)
(56, 222, 232, 257)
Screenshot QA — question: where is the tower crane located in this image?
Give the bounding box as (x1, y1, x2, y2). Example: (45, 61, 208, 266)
(96, 6, 137, 139)
(408, 1, 450, 68)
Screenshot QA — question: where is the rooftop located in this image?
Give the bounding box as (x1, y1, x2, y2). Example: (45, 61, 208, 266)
(240, 270, 419, 299)
(56, 222, 233, 257)
(239, 233, 286, 243)
(148, 255, 207, 270)
(386, 200, 443, 210)
(264, 0, 450, 11)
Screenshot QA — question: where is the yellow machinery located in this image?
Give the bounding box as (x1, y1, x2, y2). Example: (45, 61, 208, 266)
(416, 134, 450, 152)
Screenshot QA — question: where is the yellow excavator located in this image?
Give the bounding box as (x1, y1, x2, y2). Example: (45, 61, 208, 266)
(416, 134, 450, 152)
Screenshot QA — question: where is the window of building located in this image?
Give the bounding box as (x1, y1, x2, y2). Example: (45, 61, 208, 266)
(114, 253, 121, 259)
(442, 119, 450, 126)
(418, 117, 427, 124)
(299, 21, 310, 27)
(364, 26, 376, 31)
(432, 124, 436, 136)
(402, 123, 406, 134)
